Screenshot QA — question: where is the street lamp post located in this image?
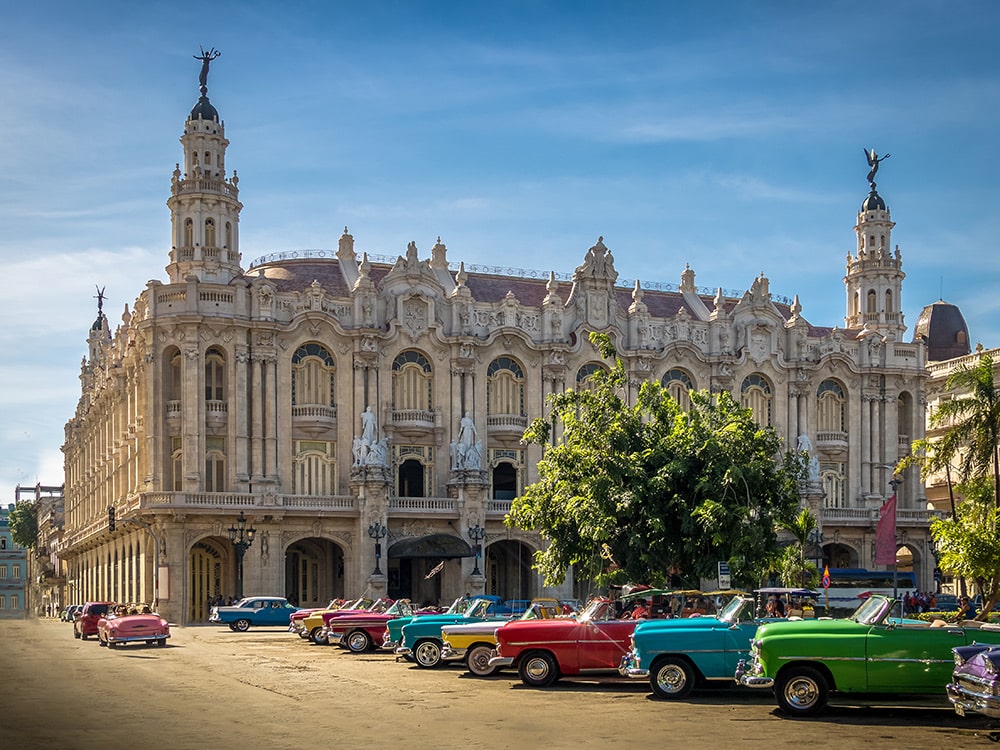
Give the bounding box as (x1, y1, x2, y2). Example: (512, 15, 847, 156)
(228, 511, 256, 600)
(467, 524, 486, 576)
(367, 522, 387, 576)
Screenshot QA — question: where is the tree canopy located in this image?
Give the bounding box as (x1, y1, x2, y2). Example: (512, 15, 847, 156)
(507, 333, 805, 590)
(8, 500, 38, 550)
(930, 478, 1000, 618)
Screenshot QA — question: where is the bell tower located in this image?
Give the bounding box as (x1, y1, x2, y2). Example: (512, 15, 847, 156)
(166, 48, 244, 284)
(844, 149, 905, 335)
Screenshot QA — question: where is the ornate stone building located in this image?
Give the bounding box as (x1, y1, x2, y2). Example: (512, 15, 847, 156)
(59, 63, 935, 625)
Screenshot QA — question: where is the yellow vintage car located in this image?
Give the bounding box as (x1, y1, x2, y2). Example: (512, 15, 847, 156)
(440, 598, 563, 676)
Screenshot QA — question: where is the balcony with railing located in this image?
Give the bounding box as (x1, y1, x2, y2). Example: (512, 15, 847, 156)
(486, 413, 529, 439)
(815, 430, 848, 451)
(292, 403, 338, 434)
(387, 496, 459, 517)
(390, 408, 438, 438)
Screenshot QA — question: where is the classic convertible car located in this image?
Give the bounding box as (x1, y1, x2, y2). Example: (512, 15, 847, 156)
(737, 594, 1000, 715)
(440, 598, 563, 676)
(97, 608, 170, 648)
(301, 598, 392, 645)
(947, 642, 1000, 718)
(209, 596, 301, 631)
(620, 590, 813, 699)
(382, 596, 471, 653)
(324, 599, 414, 652)
(397, 596, 510, 668)
(288, 598, 351, 637)
(489, 596, 646, 687)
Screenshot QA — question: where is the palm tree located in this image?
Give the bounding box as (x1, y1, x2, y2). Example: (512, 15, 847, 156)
(776, 509, 819, 588)
(933, 352, 1000, 506)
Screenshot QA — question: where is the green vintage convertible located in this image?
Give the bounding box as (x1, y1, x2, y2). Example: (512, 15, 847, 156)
(736, 594, 1000, 716)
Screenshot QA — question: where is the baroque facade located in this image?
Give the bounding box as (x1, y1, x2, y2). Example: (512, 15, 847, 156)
(60, 63, 935, 625)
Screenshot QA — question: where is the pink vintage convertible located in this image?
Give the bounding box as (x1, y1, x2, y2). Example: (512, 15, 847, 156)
(97, 608, 170, 648)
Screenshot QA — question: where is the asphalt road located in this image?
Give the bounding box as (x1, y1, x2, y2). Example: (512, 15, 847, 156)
(1, 618, 998, 749)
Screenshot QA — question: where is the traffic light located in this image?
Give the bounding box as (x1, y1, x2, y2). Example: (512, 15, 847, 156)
(108, 506, 116, 532)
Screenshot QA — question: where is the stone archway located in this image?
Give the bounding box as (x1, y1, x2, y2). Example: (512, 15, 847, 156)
(284, 537, 346, 608)
(387, 534, 472, 606)
(189, 537, 229, 622)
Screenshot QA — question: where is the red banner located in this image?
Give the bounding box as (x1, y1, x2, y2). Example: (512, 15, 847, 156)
(875, 494, 897, 566)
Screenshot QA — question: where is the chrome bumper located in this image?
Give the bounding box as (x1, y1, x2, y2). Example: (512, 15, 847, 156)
(395, 646, 412, 657)
(947, 682, 1000, 719)
(327, 631, 344, 645)
(440, 644, 467, 662)
(488, 655, 514, 669)
(108, 633, 169, 643)
(735, 658, 774, 689)
(619, 652, 648, 679)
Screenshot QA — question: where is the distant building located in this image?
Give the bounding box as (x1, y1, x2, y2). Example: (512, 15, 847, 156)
(0, 503, 28, 618)
(58, 58, 937, 625)
(15, 484, 67, 615)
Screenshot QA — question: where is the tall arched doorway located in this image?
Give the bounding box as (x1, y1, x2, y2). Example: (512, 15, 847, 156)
(189, 538, 229, 622)
(387, 534, 472, 606)
(284, 538, 345, 607)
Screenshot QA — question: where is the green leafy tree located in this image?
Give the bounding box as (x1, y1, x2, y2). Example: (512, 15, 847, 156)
(8, 500, 38, 550)
(507, 332, 804, 590)
(931, 477, 1000, 619)
(931, 352, 1000, 506)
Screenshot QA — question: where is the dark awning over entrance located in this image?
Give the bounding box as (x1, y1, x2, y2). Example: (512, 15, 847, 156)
(388, 534, 473, 559)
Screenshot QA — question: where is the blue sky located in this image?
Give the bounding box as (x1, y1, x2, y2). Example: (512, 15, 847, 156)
(2, 1, 999, 494)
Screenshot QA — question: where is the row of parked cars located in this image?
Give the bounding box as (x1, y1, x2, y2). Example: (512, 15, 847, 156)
(66, 601, 171, 647)
(209, 588, 1000, 718)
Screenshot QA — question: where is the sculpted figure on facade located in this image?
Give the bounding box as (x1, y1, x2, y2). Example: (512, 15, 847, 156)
(797, 434, 821, 483)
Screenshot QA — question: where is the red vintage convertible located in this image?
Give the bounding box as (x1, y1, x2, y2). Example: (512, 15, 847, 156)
(324, 599, 416, 653)
(97, 606, 170, 648)
(489, 597, 653, 686)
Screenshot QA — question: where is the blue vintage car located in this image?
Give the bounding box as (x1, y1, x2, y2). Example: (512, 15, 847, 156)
(209, 596, 301, 631)
(620, 591, 810, 699)
(396, 595, 509, 668)
(382, 596, 471, 652)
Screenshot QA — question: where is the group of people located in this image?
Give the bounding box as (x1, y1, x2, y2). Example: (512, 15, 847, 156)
(902, 591, 940, 614)
(207, 594, 238, 609)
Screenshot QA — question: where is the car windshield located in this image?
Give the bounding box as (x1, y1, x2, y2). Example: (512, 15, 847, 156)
(387, 600, 413, 617)
(465, 598, 500, 618)
(851, 595, 891, 625)
(578, 599, 614, 622)
(717, 596, 752, 624)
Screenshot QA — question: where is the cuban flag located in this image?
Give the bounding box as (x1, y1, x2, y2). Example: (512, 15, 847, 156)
(822, 565, 830, 589)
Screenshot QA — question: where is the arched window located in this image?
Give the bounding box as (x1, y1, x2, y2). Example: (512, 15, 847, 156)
(821, 462, 846, 509)
(204, 218, 216, 248)
(292, 440, 335, 496)
(392, 351, 432, 411)
(225, 222, 233, 249)
(398, 458, 425, 498)
(184, 218, 194, 247)
(171, 437, 183, 492)
(205, 347, 226, 401)
(492, 462, 518, 500)
(576, 362, 606, 392)
(205, 437, 226, 492)
(817, 379, 846, 434)
(867, 289, 877, 313)
(661, 369, 694, 410)
(487, 357, 524, 417)
(291, 343, 335, 407)
(884, 289, 893, 314)
(740, 373, 772, 427)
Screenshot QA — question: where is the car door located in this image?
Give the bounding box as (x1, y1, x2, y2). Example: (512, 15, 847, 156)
(577, 619, 635, 671)
(865, 622, 968, 692)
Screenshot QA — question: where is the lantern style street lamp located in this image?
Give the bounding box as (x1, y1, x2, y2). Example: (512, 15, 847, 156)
(228, 511, 256, 600)
(368, 521, 387, 575)
(468, 524, 486, 576)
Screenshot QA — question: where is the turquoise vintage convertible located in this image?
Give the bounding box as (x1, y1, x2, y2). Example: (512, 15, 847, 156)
(620, 590, 810, 698)
(736, 594, 1000, 715)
